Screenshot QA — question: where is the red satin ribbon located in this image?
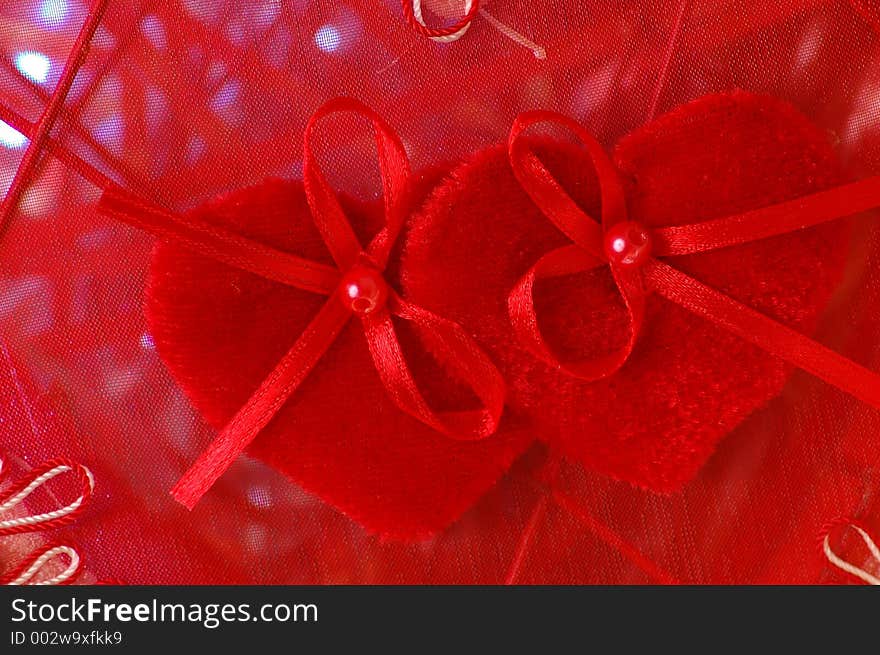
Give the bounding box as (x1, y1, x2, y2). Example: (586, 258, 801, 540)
(507, 110, 880, 411)
(98, 98, 505, 509)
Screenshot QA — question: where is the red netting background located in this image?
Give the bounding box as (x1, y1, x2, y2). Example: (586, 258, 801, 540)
(1, 0, 879, 584)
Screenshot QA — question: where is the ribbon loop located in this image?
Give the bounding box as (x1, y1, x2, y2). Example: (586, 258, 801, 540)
(98, 97, 509, 510)
(98, 187, 341, 296)
(303, 97, 411, 271)
(372, 293, 505, 439)
(507, 111, 645, 380)
(509, 111, 628, 244)
(506, 109, 880, 417)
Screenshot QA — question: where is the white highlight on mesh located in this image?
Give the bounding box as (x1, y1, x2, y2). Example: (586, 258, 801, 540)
(823, 524, 880, 586)
(14, 51, 51, 84)
(0, 120, 27, 149)
(7, 546, 81, 586)
(314, 24, 342, 53)
(40, 0, 70, 26)
(0, 463, 94, 532)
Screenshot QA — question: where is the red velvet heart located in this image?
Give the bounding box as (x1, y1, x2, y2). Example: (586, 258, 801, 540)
(145, 176, 532, 540)
(402, 91, 850, 492)
(851, 0, 880, 33)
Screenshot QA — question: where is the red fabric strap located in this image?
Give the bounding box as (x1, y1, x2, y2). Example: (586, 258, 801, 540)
(97, 189, 340, 295)
(507, 109, 880, 411)
(97, 98, 506, 509)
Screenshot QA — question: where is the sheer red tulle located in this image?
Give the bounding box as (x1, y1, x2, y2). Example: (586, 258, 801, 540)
(1, 0, 879, 583)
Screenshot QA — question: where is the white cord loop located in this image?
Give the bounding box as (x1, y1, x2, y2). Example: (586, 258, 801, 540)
(0, 462, 95, 532)
(410, 1, 546, 58)
(823, 523, 880, 585)
(7, 545, 82, 586)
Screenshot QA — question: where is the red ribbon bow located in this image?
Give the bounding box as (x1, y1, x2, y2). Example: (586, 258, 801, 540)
(98, 98, 505, 509)
(507, 110, 880, 411)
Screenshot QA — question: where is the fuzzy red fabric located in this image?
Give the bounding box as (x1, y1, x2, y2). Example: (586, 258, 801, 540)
(403, 91, 850, 492)
(145, 177, 533, 540)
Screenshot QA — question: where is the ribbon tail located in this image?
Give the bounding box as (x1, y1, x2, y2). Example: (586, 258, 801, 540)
(97, 186, 340, 295)
(653, 175, 880, 256)
(645, 260, 880, 410)
(362, 295, 506, 440)
(510, 246, 597, 360)
(171, 298, 352, 509)
(549, 488, 681, 585)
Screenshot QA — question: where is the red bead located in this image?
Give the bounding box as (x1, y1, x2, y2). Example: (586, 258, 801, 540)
(603, 221, 653, 268)
(338, 265, 389, 315)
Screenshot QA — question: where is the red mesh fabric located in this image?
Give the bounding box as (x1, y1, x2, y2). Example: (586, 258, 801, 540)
(0, 0, 878, 583)
(403, 91, 851, 493)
